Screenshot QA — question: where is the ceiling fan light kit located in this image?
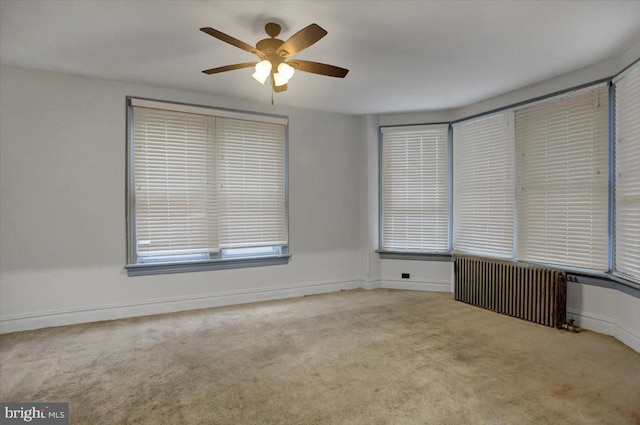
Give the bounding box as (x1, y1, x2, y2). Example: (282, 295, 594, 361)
(251, 60, 272, 84)
(200, 22, 348, 99)
(274, 62, 295, 86)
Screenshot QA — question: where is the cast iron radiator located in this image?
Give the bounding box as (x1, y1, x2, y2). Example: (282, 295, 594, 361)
(454, 255, 567, 328)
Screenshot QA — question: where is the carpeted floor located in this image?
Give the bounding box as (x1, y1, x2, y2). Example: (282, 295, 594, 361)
(1, 289, 639, 425)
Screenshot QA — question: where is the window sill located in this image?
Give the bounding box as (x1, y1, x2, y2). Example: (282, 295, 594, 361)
(376, 250, 452, 261)
(125, 255, 291, 277)
(568, 271, 640, 298)
(375, 252, 639, 299)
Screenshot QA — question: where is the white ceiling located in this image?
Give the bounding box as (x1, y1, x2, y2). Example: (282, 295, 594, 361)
(2, 1, 640, 115)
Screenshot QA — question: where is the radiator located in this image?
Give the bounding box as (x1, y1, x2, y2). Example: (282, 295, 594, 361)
(454, 256, 567, 328)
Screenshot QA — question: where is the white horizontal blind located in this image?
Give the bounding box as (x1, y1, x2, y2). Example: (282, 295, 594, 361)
(381, 125, 449, 252)
(216, 118, 287, 248)
(453, 112, 515, 258)
(515, 86, 609, 270)
(614, 65, 640, 281)
(130, 98, 288, 126)
(133, 107, 218, 257)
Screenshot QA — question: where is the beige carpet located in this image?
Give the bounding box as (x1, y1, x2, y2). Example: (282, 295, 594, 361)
(1, 289, 639, 425)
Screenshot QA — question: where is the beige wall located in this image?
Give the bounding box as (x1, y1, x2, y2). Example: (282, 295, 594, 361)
(368, 40, 640, 350)
(0, 65, 364, 331)
(1, 39, 638, 350)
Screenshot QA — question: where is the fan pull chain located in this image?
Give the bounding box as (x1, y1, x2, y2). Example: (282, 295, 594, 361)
(271, 86, 274, 106)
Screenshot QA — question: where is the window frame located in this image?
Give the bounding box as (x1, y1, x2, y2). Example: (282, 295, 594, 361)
(452, 111, 516, 259)
(378, 123, 451, 254)
(513, 83, 610, 272)
(377, 61, 640, 293)
(125, 97, 290, 277)
(612, 64, 640, 284)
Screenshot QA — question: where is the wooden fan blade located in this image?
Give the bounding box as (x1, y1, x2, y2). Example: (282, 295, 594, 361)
(202, 62, 258, 75)
(200, 27, 264, 58)
(274, 83, 288, 93)
(290, 60, 349, 78)
(276, 24, 327, 58)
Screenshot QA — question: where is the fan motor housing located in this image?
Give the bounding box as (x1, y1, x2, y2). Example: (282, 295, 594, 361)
(256, 38, 285, 55)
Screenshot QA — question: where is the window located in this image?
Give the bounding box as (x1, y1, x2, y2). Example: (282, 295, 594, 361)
(379, 70, 640, 289)
(127, 98, 288, 275)
(614, 65, 640, 282)
(380, 125, 449, 252)
(453, 112, 515, 258)
(216, 118, 288, 250)
(515, 85, 609, 271)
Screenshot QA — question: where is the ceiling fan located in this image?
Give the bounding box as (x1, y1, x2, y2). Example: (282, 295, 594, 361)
(200, 23, 349, 95)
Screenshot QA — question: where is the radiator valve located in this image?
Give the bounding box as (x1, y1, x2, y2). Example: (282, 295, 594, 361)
(561, 319, 581, 333)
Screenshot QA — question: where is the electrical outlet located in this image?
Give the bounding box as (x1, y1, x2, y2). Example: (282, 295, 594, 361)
(401, 273, 410, 279)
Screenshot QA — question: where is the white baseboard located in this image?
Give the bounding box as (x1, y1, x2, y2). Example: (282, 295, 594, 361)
(0, 277, 453, 334)
(3, 277, 636, 353)
(360, 279, 381, 290)
(566, 308, 616, 335)
(0, 278, 362, 334)
(614, 323, 640, 353)
(567, 308, 640, 353)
